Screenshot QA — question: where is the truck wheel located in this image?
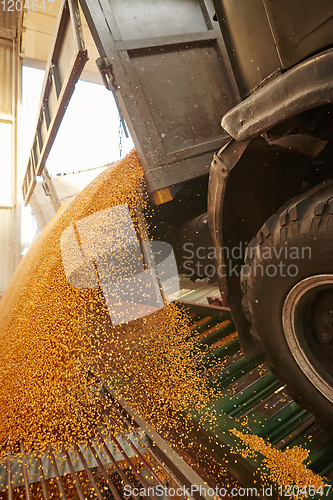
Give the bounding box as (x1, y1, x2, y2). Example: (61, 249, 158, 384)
(241, 180, 333, 428)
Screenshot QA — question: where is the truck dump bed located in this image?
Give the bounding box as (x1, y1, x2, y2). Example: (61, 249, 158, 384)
(80, 0, 239, 194)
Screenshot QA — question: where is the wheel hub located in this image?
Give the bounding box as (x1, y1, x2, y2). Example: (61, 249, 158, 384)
(282, 275, 333, 403)
(311, 289, 333, 357)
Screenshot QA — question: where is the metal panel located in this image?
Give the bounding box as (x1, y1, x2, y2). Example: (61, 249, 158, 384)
(129, 43, 232, 154)
(263, 0, 333, 69)
(0, 42, 13, 120)
(22, 0, 88, 205)
(108, 0, 210, 40)
(0, 208, 16, 294)
(213, 0, 281, 97)
(80, 0, 239, 193)
(21, 4, 101, 84)
(0, 42, 13, 207)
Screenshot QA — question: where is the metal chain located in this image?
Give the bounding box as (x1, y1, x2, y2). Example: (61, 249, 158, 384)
(56, 164, 112, 177)
(118, 114, 123, 158)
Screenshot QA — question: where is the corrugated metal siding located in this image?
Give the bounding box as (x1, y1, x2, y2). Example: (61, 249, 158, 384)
(0, 43, 13, 119)
(0, 40, 17, 294)
(0, 12, 20, 296)
(0, 208, 16, 294)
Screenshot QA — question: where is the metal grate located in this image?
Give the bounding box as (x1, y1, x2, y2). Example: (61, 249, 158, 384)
(0, 389, 209, 500)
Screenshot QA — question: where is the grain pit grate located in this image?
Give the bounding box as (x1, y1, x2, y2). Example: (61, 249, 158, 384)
(0, 392, 210, 500)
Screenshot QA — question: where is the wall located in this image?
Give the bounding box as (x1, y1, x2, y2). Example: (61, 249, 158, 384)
(0, 18, 22, 296)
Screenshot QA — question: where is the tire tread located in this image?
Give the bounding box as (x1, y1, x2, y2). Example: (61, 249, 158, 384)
(240, 181, 333, 421)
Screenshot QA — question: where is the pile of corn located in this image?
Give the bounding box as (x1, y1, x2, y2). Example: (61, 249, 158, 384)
(0, 150, 322, 498)
(230, 429, 324, 491)
(0, 151, 211, 455)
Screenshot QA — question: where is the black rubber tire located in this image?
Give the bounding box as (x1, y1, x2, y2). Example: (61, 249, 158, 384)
(241, 180, 333, 429)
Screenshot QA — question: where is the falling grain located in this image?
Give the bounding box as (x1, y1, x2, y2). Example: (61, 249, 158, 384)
(0, 150, 212, 455)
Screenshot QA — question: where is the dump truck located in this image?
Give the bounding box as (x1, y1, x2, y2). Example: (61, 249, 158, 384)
(22, 0, 333, 430)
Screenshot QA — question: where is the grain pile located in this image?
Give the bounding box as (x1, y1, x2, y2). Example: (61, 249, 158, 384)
(0, 150, 322, 498)
(0, 150, 211, 455)
(230, 429, 325, 491)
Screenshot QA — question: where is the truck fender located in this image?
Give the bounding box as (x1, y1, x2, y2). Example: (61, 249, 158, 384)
(208, 137, 310, 357)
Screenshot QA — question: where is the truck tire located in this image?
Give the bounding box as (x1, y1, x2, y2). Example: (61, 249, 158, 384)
(241, 180, 333, 428)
